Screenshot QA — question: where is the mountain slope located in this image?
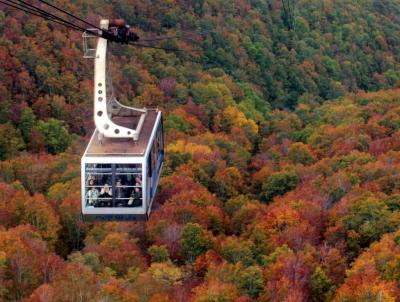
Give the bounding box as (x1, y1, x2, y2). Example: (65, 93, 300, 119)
(0, 0, 400, 301)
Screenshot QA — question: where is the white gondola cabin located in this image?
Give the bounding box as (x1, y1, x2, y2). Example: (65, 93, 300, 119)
(81, 110, 163, 221)
(81, 19, 163, 221)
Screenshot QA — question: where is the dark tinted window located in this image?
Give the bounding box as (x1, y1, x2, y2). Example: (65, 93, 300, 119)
(85, 163, 142, 208)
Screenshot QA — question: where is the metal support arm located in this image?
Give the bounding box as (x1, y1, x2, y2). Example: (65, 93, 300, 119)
(90, 19, 146, 141)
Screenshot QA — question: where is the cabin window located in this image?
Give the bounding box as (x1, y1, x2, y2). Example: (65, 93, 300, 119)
(157, 119, 164, 163)
(114, 164, 143, 208)
(148, 122, 164, 198)
(85, 163, 142, 208)
(150, 121, 164, 177)
(85, 164, 112, 207)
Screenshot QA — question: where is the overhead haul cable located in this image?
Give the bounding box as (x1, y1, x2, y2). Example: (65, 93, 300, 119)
(2, 0, 95, 34)
(1, 0, 187, 52)
(37, 0, 103, 32)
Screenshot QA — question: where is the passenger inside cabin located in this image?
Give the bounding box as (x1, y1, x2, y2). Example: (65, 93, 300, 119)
(98, 183, 112, 207)
(86, 185, 99, 206)
(100, 183, 112, 196)
(115, 179, 126, 207)
(87, 176, 97, 186)
(134, 175, 142, 186)
(128, 186, 142, 207)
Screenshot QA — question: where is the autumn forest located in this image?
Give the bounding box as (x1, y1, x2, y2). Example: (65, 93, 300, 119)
(1, 0, 400, 301)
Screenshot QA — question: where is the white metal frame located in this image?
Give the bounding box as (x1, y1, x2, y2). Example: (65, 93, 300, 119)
(82, 29, 99, 59)
(90, 19, 146, 141)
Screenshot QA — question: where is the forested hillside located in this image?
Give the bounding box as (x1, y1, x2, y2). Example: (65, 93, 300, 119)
(1, 0, 400, 301)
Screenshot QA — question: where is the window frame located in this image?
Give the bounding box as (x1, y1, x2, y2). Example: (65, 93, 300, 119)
(85, 163, 143, 208)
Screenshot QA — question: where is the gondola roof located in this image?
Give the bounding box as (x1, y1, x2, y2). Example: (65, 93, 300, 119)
(85, 109, 159, 157)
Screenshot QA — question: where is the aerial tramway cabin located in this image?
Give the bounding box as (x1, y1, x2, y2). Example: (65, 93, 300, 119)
(81, 19, 164, 221)
(81, 109, 164, 221)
